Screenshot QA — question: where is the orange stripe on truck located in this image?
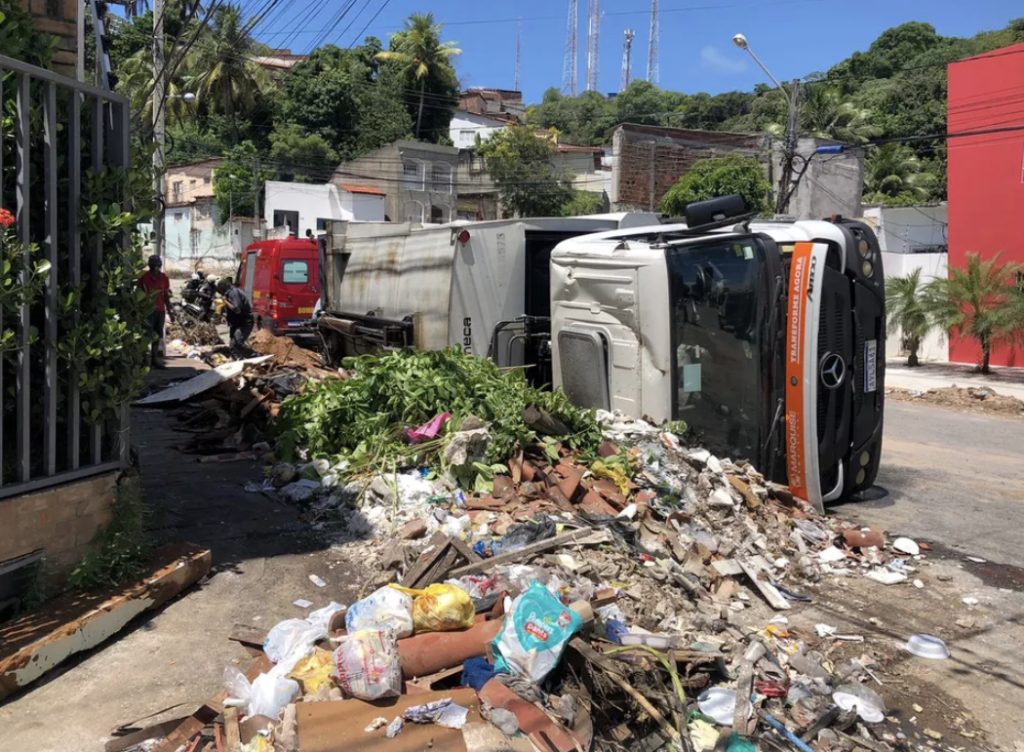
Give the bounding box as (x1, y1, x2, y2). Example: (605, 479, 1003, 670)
(785, 242, 813, 502)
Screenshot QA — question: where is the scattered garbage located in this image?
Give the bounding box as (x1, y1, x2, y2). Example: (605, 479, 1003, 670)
(905, 633, 951, 660)
(129, 345, 959, 752)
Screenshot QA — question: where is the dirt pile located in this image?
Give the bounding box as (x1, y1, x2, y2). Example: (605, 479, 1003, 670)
(250, 328, 325, 371)
(888, 384, 1024, 417)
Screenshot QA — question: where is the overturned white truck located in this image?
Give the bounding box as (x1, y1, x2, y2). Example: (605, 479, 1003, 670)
(317, 199, 885, 510)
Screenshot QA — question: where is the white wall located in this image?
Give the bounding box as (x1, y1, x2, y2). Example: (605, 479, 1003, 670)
(881, 251, 949, 363)
(264, 181, 385, 235)
(863, 205, 947, 254)
(449, 111, 507, 149)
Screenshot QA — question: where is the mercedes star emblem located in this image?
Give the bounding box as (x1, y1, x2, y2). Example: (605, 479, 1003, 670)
(819, 352, 846, 390)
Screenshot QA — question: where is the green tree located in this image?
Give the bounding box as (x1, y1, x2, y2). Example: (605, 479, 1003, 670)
(376, 13, 461, 140)
(886, 269, 937, 366)
(525, 89, 615, 146)
(798, 84, 878, 143)
(280, 41, 412, 159)
(212, 141, 272, 220)
(478, 126, 573, 217)
(269, 124, 338, 182)
(924, 253, 1023, 374)
(187, 4, 270, 144)
(660, 154, 772, 216)
(561, 190, 607, 217)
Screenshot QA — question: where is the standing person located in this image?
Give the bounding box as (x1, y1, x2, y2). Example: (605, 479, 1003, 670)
(216, 278, 254, 355)
(138, 254, 174, 367)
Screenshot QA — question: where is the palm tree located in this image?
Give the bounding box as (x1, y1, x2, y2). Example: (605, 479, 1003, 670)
(375, 13, 461, 139)
(864, 144, 938, 204)
(187, 4, 269, 143)
(923, 252, 1023, 374)
(799, 85, 879, 144)
(886, 269, 936, 366)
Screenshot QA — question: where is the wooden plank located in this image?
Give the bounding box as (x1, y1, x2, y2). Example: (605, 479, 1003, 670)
(223, 707, 242, 752)
(737, 559, 791, 611)
(0, 544, 212, 700)
(448, 536, 483, 564)
(449, 528, 608, 578)
(104, 717, 189, 752)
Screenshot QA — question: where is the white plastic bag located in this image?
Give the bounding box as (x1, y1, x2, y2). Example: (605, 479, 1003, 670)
(223, 667, 300, 719)
(306, 601, 346, 632)
(345, 587, 414, 638)
(263, 618, 325, 675)
(333, 629, 402, 700)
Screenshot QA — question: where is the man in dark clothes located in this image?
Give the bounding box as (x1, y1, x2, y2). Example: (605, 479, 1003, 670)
(217, 278, 254, 355)
(138, 254, 174, 367)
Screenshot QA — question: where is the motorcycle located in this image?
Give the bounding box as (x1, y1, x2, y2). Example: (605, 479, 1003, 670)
(179, 271, 218, 322)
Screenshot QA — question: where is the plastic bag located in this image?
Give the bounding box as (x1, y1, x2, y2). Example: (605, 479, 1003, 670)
(492, 581, 583, 683)
(388, 583, 475, 633)
(263, 618, 325, 674)
(333, 629, 402, 700)
(223, 667, 299, 719)
(289, 648, 335, 694)
(345, 587, 414, 638)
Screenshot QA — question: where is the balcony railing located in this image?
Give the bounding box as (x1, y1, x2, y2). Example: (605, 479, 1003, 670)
(0, 54, 131, 498)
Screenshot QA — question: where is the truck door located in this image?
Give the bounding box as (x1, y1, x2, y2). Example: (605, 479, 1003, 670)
(242, 250, 257, 297)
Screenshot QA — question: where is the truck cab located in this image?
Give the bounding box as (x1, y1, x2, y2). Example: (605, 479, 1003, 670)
(549, 197, 885, 509)
(237, 237, 320, 335)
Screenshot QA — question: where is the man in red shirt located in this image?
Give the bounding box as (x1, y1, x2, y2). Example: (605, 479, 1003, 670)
(139, 254, 175, 367)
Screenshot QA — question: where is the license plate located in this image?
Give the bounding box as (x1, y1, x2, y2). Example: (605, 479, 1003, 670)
(287, 320, 306, 328)
(298, 307, 313, 314)
(863, 339, 877, 392)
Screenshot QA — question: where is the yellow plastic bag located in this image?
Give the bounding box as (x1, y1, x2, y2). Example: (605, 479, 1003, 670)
(388, 583, 475, 633)
(289, 647, 335, 694)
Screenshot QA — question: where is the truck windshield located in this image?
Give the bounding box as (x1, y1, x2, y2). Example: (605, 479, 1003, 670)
(666, 237, 770, 464)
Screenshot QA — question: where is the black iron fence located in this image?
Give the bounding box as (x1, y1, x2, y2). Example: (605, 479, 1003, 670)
(0, 54, 131, 498)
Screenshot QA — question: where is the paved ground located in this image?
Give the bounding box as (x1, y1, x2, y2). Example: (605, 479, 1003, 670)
(887, 359, 1024, 401)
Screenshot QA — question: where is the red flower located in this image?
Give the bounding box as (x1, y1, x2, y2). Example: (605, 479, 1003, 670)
(0, 208, 14, 228)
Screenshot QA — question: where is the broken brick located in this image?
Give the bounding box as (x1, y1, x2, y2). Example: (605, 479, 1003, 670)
(579, 490, 618, 517)
(398, 519, 428, 540)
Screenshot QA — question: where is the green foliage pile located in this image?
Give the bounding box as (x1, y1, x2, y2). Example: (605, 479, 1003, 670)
(660, 154, 773, 216)
(276, 348, 601, 474)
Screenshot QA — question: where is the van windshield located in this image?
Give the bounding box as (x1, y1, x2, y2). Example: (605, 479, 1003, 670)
(665, 237, 770, 464)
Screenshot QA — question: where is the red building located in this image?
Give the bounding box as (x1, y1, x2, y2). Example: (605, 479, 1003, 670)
(947, 43, 1024, 367)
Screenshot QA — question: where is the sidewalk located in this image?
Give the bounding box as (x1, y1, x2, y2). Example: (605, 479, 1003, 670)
(886, 358, 1024, 401)
(0, 356, 369, 752)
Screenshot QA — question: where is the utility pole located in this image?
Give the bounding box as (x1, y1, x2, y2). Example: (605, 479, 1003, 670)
(777, 79, 800, 215)
(152, 0, 165, 256)
(253, 156, 262, 238)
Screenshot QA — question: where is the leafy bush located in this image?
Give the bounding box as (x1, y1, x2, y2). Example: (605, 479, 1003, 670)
(69, 479, 150, 591)
(660, 153, 773, 217)
(276, 348, 601, 474)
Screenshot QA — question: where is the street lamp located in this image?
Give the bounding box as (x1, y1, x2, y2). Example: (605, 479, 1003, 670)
(732, 32, 799, 214)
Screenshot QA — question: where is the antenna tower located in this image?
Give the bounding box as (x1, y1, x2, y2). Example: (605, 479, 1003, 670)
(620, 29, 635, 91)
(562, 0, 578, 96)
(646, 0, 659, 84)
(514, 18, 522, 92)
(586, 0, 600, 92)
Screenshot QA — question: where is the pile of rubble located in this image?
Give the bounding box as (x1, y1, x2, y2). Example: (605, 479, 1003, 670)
(130, 386, 945, 751)
(888, 384, 1024, 417)
(167, 318, 224, 348)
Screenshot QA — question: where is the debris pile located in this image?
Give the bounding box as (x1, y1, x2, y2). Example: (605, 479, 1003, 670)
(167, 317, 223, 347)
(128, 350, 944, 752)
(888, 384, 1024, 417)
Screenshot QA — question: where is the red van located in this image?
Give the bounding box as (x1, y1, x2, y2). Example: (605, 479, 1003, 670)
(237, 237, 320, 334)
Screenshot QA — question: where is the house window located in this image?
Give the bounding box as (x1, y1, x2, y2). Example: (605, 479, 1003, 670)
(431, 163, 452, 193)
(403, 160, 422, 190)
(430, 205, 445, 223)
(171, 180, 183, 202)
(273, 210, 299, 233)
(174, 211, 183, 221)
(203, 175, 211, 184)
(469, 154, 484, 173)
(189, 179, 196, 187)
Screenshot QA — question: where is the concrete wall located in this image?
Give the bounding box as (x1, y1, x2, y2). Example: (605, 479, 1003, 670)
(611, 124, 766, 211)
(449, 111, 507, 149)
(863, 205, 948, 254)
(0, 472, 117, 579)
(881, 251, 949, 363)
(782, 138, 864, 220)
(264, 181, 385, 235)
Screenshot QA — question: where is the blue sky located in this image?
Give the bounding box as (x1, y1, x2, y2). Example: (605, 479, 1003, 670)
(246, 0, 1023, 101)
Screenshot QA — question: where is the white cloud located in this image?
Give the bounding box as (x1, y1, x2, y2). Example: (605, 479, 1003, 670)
(700, 45, 748, 74)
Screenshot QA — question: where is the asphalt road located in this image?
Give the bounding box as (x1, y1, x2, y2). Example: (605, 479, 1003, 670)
(831, 400, 1024, 566)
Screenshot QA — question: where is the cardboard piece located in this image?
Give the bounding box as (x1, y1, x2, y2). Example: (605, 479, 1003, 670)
(296, 688, 480, 752)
